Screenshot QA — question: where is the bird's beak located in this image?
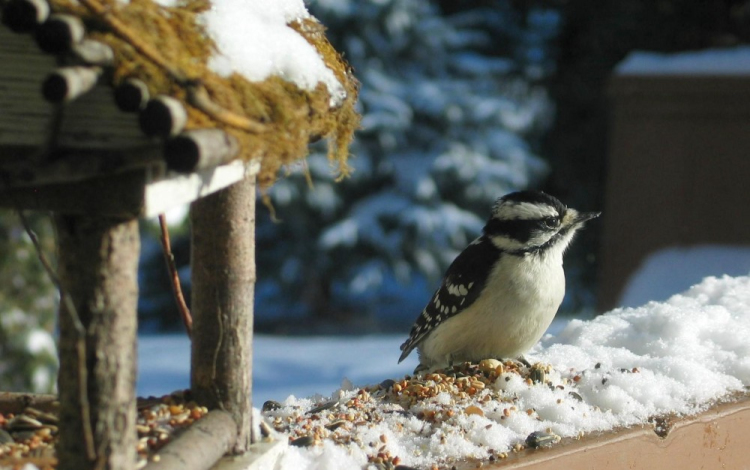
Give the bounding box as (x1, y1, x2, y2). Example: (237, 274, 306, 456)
(574, 211, 600, 225)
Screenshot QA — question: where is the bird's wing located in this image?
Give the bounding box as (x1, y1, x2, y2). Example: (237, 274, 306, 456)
(398, 236, 501, 362)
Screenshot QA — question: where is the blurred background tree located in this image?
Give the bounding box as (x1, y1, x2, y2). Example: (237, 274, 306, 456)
(0, 212, 57, 392)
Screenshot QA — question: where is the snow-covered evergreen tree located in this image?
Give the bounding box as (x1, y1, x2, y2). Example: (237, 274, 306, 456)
(256, 0, 559, 328)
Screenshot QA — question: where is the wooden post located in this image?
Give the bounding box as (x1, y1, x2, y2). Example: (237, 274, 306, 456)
(54, 214, 139, 470)
(190, 176, 256, 453)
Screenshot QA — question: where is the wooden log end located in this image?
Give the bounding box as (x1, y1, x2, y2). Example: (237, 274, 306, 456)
(114, 78, 150, 112)
(35, 14, 85, 54)
(42, 66, 100, 103)
(1, 0, 50, 33)
(71, 39, 114, 66)
(165, 129, 239, 173)
(139, 96, 187, 138)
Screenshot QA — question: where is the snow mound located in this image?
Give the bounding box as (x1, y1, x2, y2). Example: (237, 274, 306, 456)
(201, 0, 345, 105)
(262, 275, 750, 469)
(618, 245, 750, 307)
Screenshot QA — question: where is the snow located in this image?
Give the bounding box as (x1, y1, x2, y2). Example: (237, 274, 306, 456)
(137, 334, 414, 405)
(144, 0, 344, 104)
(616, 46, 750, 76)
(200, 0, 346, 106)
(139, 274, 750, 469)
(25, 329, 55, 356)
(619, 245, 750, 307)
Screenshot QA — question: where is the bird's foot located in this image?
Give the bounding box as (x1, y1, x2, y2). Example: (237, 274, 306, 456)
(517, 356, 533, 368)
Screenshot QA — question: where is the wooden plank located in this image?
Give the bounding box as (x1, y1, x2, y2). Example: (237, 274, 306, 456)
(463, 397, 750, 470)
(0, 170, 148, 217)
(142, 159, 259, 218)
(58, 84, 153, 149)
(0, 24, 153, 151)
(0, 25, 56, 148)
(1, 145, 164, 187)
(0, 160, 259, 218)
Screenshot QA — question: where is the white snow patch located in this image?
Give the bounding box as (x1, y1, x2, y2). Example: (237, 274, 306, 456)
(619, 245, 750, 307)
(162, 204, 189, 226)
(130, 0, 345, 105)
(25, 329, 56, 356)
(201, 0, 346, 106)
(318, 218, 358, 249)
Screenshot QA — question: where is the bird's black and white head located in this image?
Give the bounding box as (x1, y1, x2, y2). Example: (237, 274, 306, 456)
(483, 190, 599, 256)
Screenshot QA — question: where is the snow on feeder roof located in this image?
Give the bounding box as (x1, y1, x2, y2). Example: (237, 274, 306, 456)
(0, 0, 360, 188)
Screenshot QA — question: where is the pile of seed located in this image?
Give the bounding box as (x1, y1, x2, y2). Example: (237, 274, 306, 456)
(0, 391, 208, 470)
(2, 362, 642, 469)
(261, 360, 596, 469)
(0, 407, 57, 470)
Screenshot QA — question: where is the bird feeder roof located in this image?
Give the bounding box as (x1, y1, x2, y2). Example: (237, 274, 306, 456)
(0, 0, 360, 189)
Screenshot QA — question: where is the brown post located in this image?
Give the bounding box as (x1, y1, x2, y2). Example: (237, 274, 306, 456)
(190, 176, 256, 453)
(54, 214, 139, 470)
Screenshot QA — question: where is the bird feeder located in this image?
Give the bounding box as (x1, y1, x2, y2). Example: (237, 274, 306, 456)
(0, 0, 359, 468)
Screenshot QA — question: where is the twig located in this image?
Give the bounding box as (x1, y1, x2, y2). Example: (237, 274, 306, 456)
(15, 210, 97, 461)
(158, 214, 193, 337)
(0, 392, 58, 414)
(186, 85, 267, 134)
(76, 0, 186, 82)
(211, 289, 224, 409)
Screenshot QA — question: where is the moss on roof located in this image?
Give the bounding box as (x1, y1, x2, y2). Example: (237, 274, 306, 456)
(52, 0, 360, 187)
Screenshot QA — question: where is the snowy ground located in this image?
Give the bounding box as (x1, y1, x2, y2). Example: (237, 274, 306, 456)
(138, 334, 416, 406)
(138, 274, 750, 469)
(618, 245, 750, 307)
(138, 318, 571, 405)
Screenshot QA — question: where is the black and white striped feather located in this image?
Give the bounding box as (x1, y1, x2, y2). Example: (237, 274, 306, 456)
(398, 235, 501, 363)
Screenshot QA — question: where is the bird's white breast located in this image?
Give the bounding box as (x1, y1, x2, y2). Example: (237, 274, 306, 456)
(418, 245, 566, 369)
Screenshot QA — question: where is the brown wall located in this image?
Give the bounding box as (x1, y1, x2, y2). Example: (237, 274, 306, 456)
(598, 75, 750, 311)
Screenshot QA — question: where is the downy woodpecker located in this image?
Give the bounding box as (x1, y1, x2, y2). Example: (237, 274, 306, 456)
(399, 190, 599, 372)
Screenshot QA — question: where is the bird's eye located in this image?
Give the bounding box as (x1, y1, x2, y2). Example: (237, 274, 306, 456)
(541, 217, 558, 229)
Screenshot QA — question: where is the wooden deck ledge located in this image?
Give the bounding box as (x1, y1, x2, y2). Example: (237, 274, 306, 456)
(471, 395, 750, 470)
(3, 393, 750, 469)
